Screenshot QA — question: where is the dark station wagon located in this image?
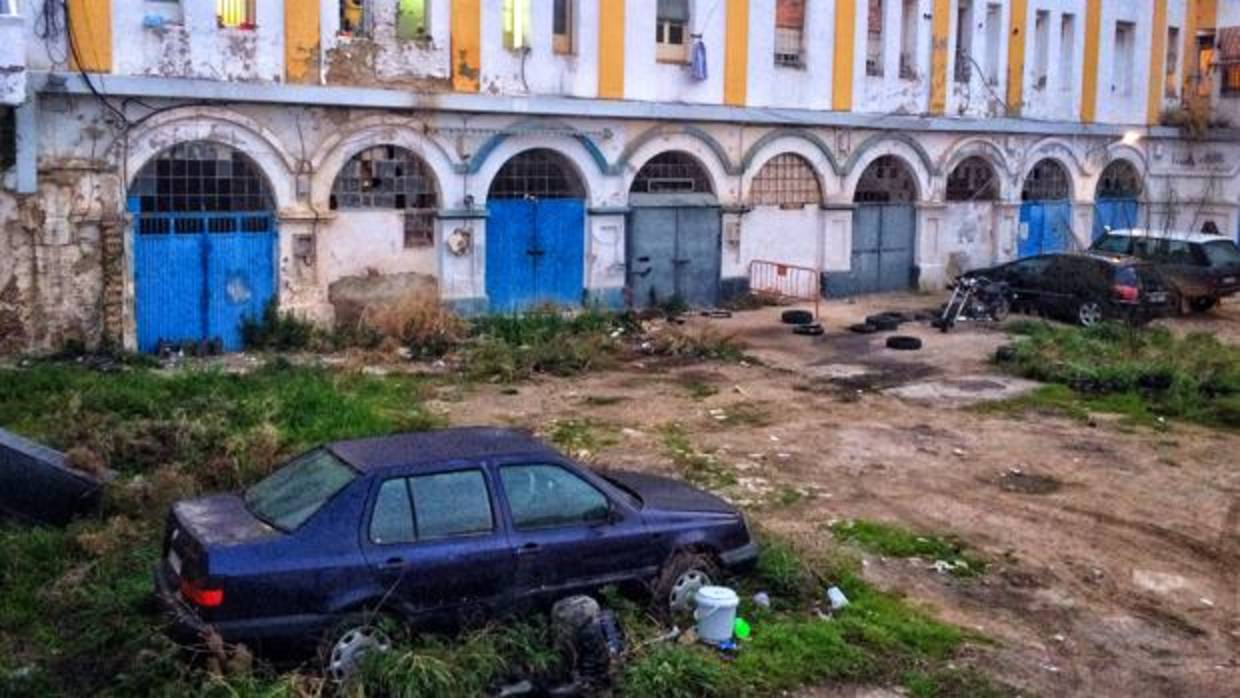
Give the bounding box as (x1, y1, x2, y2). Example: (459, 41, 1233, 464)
(155, 428, 757, 678)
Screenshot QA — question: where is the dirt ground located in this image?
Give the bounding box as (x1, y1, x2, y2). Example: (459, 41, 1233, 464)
(432, 295, 1240, 698)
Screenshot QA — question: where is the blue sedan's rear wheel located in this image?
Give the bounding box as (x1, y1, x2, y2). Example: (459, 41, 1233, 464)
(653, 552, 721, 615)
(319, 614, 404, 682)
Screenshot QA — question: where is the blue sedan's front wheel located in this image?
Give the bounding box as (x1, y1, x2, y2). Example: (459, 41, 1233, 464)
(653, 552, 721, 615)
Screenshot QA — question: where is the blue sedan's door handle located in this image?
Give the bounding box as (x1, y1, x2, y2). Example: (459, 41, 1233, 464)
(516, 543, 540, 557)
(380, 557, 406, 571)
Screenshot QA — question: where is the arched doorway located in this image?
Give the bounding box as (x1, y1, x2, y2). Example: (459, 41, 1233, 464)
(745, 153, 825, 274)
(129, 142, 277, 352)
(627, 151, 721, 308)
(1092, 160, 1142, 239)
(835, 155, 919, 295)
(945, 156, 1001, 272)
(1019, 159, 1073, 257)
(485, 148, 587, 311)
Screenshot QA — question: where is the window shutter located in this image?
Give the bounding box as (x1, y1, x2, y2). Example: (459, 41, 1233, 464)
(776, 0, 805, 29)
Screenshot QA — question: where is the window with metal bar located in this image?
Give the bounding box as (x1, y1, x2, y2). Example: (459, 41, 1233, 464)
(867, 0, 885, 76)
(217, 0, 256, 29)
(946, 157, 998, 201)
(657, 0, 689, 63)
(330, 146, 440, 248)
(774, 0, 805, 67)
(488, 149, 585, 200)
(130, 143, 274, 234)
(853, 155, 917, 203)
(1021, 159, 1070, 201)
(630, 151, 713, 195)
(750, 154, 821, 207)
(1096, 160, 1142, 200)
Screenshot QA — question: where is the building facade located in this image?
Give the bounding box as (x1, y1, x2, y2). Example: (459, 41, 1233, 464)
(1, 0, 1238, 352)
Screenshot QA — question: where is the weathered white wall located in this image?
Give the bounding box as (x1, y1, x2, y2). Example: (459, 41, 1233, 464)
(1017, 0, 1086, 122)
(319, 211, 437, 282)
(626, 0, 726, 105)
(854, 0, 936, 115)
(113, 0, 284, 82)
(479, 0, 597, 97)
(0, 14, 24, 105)
(728, 207, 832, 280)
(321, 0, 452, 86)
(745, 0, 836, 110)
(1094, 1, 1153, 125)
(946, 0, 1010, 118)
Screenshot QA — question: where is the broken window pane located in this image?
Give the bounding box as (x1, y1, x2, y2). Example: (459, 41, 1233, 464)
(946, 157, 999, 202)
(488, 149, 586, 200)
(854, 156, 917, 203)
(630, 152, 713, 195)
(867, 0, 885, 76)
(1021, 159, 1071, 201)
(750, 153, 821, 207)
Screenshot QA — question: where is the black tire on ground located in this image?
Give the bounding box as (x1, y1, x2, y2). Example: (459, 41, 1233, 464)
(994, 345, 1018, 363)
(793, 323, 824, 336)
(1190, 296, 1219, 313)
(781, 309, 815, 325)
(885, 335, 923, 351)
(651, 551, 721, 616)
(848, 322, 879, 334)
(865, 315, 901, 331)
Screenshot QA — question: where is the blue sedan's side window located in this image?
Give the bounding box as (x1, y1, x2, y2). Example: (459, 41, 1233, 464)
(410, 470, 494, 539)
(500, 464, 609, 530)
(370, 478, 415, 544)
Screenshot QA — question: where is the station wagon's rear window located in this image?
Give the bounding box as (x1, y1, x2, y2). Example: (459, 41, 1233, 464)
(243, 449, 355, 531)
(1203, 241, 1240, 265)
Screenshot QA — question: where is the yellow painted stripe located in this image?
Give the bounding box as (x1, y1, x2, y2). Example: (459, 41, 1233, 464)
(929, 0, 951, 115)
(1194, 0, 1218, 30)
(1183, 0, 1219, 93)
(1005, 0, 1028, 115)
(597, 0, 626, 99)
(1146, 0, 1169, 125)
(451, 0, 482, 92)
(1080, 0, 1101, 123)
(67, 0, 112, 73)
(832, 0, 856, 111)
(285, 0, 321, 84)
(723, 0, 749, 106)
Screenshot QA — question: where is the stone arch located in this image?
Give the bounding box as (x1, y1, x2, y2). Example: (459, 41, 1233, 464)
(472, 137, 599, 205)
(484, 148, 589, 200)
(746, 153, 824, 206)
(849, 153, 923, 203)
(740, 132, 838, 205)
(938, 137, 1017, 201)
(842, 136, 934, 203)
(310, 120, 458, 210)
(1021, 158, 1074, 201)
(467, 119, 610, 176)
(1022, 137, 1089, 199)
(740, 128, 843, 177)
(1096, 159, 1144, 200)
(619, 132, 732, 203)
(120, 107, 297, 212)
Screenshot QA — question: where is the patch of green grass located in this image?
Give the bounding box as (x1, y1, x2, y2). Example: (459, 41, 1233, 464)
(712, 401, 774, 428)
(621, 645, 730, 698)
(463, 308, 632, 382)
(996, 320, 1240, 429)
(657, 423, 737, 488)
(547, 418, 618, 455)
(680, 378, 720, 400)
(831, 520, 987, 578)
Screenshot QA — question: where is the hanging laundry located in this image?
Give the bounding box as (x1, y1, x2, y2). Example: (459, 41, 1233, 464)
(690, 36, 708, 81)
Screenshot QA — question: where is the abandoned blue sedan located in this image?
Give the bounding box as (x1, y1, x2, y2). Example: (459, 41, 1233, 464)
(155, 427, 756, 678)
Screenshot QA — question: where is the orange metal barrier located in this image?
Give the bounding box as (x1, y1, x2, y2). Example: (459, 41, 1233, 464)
(748, 260, 822, 318)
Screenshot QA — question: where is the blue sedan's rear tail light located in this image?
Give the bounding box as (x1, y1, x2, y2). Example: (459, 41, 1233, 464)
(180, 579, 224, 608)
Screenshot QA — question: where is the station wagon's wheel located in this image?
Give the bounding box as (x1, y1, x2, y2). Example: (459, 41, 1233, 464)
(1190, 296, 1218, 313)
(653, 552, 721, 615)
(319, 614, 405, 682)
(1076, 301, 1105, 327)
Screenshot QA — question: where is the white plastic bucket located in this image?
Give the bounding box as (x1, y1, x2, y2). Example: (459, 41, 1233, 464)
(693, 585, 739, 645)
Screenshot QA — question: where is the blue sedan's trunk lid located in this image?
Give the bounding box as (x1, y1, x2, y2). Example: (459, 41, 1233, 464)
(602, 471, 736, 514)
(173, 494, 280, 548)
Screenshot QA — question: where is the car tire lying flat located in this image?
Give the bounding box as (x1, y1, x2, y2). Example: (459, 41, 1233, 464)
(865, 313, 903, 331)
(781, 309, 815, 325)
(848, 322, 879, 334)
(885, 335, 923, 351)
(793, 323, 824, 336)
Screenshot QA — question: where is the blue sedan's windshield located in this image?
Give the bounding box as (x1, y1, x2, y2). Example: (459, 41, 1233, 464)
(244, 449, 356, 531)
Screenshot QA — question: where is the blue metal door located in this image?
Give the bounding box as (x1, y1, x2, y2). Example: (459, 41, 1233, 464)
(828, 204, 916, 296)
(133, 202, 276, 352)
(486, 198, 584, 312)
(1018, 201, 1072, 257)
(1092, 199, 1140, 240)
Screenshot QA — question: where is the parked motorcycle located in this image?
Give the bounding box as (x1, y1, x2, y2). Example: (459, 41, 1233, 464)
(933, 275, 1011, 332)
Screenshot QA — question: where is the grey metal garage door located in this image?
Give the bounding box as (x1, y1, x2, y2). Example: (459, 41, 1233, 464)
(827, 204, 916, 296)
(627, 204, 722, 308)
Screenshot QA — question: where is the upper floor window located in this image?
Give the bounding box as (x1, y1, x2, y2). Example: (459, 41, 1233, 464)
(898, 0, 918, 79)
(1165, 26, 1180, 97)
(398, 0, 429, 41)
(553, 0, 575, 54)
(1219, 27, 1240, 98)
(774, 0, 805, 68)
(217, 0, 256, 30)
(983, 3, 1001, 86)
(0, 1, 18, 17)
(503, 0, 532, 50)
(657, 0, 690, 63)
(1059, 14, 1076, 92)
(867, 0, 885, 76)
(340, 0, 367, 37)
(954, 0, 973, 83)
(1113, 21, 1136, 96)
(1032, 10, 1049, 90)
